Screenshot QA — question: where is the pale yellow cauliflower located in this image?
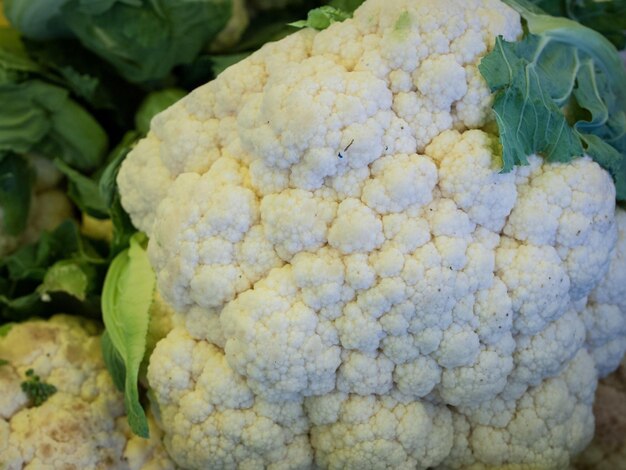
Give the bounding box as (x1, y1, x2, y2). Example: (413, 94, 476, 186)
(117, 0, 626, 468)
(0, 315, 174, 470)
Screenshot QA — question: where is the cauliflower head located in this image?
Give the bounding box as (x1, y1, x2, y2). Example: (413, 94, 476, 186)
(118, 0, 626, 467)
(0, 315, 173, 470)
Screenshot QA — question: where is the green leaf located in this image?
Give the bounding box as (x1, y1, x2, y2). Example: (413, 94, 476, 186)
(22, 37, 143, 127)
(0, 290, 43, 320)
(0, 32, 108, 170)
(101, 329, 126, 392)
(102, 233, 155, 438)
(290, 5, 353, 29)
(135, 89, 186, 136)
(55, 159, 109, 218)
(21, 368, 57, 406)
(0, 28, 44, 78)
(3, 0, 72, 39)
(109, 196, 136, 257)
(479, 4, 626, 199)
(527, 0, 626, 49)
(0, 220, 107, 321)
(60, 0, 233, 83)
(479, 36, 583, 171)
(1, 220, 99, 281)
(0, 358, 8, 366)
(290, 0, 364, 30)
(0, 152, 34, 235)
(98, 131, 139, 207)
(0, 81, 108, 172)
(38, 260, 93, 301)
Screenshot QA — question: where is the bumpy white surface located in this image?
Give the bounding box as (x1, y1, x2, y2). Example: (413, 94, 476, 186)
(118, 0, 626, 468)
(0, 316, 174, 470)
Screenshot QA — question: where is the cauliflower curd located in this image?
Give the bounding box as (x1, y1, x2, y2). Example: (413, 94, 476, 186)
(0, 316, 174, 469)
(117, 0, 626, 468)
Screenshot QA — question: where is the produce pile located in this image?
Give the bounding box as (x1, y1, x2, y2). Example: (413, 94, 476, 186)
(1, 0, 625, 468)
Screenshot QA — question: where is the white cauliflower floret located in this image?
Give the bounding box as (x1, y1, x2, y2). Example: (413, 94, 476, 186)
(0, 316, 173, 470)
(306, 392, 454, 469)
(147, 328, 313, 469)
(117, 0, 626, 468)
(445, 350, 597, 469)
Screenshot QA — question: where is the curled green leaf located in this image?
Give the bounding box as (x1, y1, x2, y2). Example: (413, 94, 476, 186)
(102, 232, 155, 438)
(480, 0, 626, 200)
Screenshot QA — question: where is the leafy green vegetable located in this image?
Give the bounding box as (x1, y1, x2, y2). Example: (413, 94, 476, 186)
(479, 0, 626, 200)
(0, 220, 107, 321)
(290, 5, 352, 29)
(3, 0, 72, 39)
(0, 152, 34, 236)
(0, 80, 108, 171)
(528, 0, 626, 49)
(135, 88, 186, 135)
(21, 368, 57, 406)
(96, 132, 141, 256)
(22, 37, 142, 128)
(38, 260, 94, 301)
(60, 0, 233, 84)
(0, 358, 8, 366)
(102, 233, 155, 438)
(99, 132, 138, 206)
(0, 27, 43, 76)
(55, 159, 109, 218)
(290, 0, 364, 29)
(0, 29, 109, 172)
(101, 329, 126, 391)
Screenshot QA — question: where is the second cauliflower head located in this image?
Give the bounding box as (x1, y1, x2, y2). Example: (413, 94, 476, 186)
(0, 316, 173, 470)
(117, 0, 626, 468)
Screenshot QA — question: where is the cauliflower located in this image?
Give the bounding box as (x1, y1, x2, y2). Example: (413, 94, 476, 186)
(0, 155, 73, 257)
(117, 0, 626, 467)
(0, 315, 174, 469)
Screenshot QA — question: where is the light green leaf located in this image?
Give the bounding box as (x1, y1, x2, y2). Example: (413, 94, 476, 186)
(102, 232, 155, 438)
(38, 260, 91, 301)
(290, 5, 352, 30)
